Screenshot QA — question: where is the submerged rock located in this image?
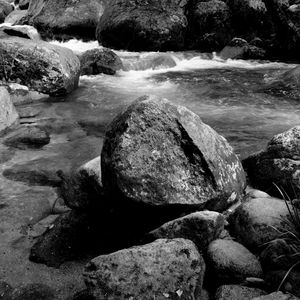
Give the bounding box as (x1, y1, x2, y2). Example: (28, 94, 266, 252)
(17, 0, 105, 40)
(207, 239, 263, 284)
(84, 238, 205, 300)
(0, 36, 80, 96)
(102, 95, 246, 217)
(243, 126, 300, 199)
(0, 86, 18, 134)
(215, 285, 266, 300)
(80, 48, 123, 76)
(96, 0, 188, 51)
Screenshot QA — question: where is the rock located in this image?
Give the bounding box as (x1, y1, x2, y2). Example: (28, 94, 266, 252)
(17, 106, 41, 118)
(0, 86, 18, 134)
(252, 291, 300, 300)
(10, 283, 55, 300)
(17, 0, 105, 40)
(0, 281, 13, 300)
(96, 0, 188, 51)
(123, 53, 177, 71)
(57, 156, 104, 210)
(0, 36, 80, 96)
(147, 210, 225, 251)
(0, 0, 13, 23)
(265, 271, 300, 298)
(18, 0, 29, 9)
(79, 48, 123, 76)
(84, 238, 206, 300)
(4, 9, 27, 24)
(260, 239, 300, 271)
(230, 197, 291, 249)
(67, 290, 95, 300)
(243, 126, 300, 199)
(0, 24, 40, 40)
(4, 126, 50, 149)
(207, 239, 263, 284)
(215, 285, 266, 300)
(101, 95, 246, 223)
(245, 187, 271, 199)
(186, 0, 232, 51)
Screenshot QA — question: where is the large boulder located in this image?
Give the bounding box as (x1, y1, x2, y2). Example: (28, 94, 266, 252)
(0, 86, 18, 134)
(230, 197, 291, 250)
(186, 0, 233, 51)
(243, 126, 300, 199)
(96, 0, 188, 51)
(17, 0, 105, 40)
(84, 238, 206, 300)
(79, 48, 123, 76)
(252, 292, 300, 300)
(101, 95, 246, 225)
(0, 0, 13, 23)
(0, 36, 80, 96)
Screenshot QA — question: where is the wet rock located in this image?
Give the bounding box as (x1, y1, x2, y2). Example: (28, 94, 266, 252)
(252, 291, 300, 300)
(0, 24, 40, 40)
(207, 239, 263, 284)
(17, 0, 105, 40)
(265, 271, 300, 298)
(147, 210, 225, 251)
(243, 126, 300, 199)
(0, 86, 18, 134)
(0, 36, 80, 96)
(187, 0, 232, 51)
(84, 238, 205, 300)
(0, 281, 13, 300)
(4, 126, 50, 149)
(0, 0, 13, 23)
(101, 95, 246, 225)
(17, 106, 41, 118)
(80, 48, 123, 76)
(215, 285, 266, 300)
(230, 197, 290, 250)
(96, 0, 188, 51)
(4, 9, 26, 24)
(58, 156, 103, 210)
(10, 283, 55, 300)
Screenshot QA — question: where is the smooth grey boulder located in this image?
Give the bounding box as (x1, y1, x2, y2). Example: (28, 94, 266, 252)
(84, 238, 206, 300)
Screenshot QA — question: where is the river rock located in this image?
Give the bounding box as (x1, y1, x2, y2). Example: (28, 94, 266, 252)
(230, 197, 290, 249)
(10, 283, 55, 300)
(58, 156, 103, 210)
(215, 285, 266, 300)
(0, 86, 18, 134)
(0, 36, 80, 96)
(80, 48, 123, 76)
(207, 239, 263, 284)
(84, 238, 206, 300)
(17, 0, 105, 40)
(102, 95, 246, 222)
(0, 0, 13, 23)
(253, 292, 300, 300)
(96, 0, 188, 51)
(4, 126, 50, 149)
(147, 211, 225, 251)
(0, 24, 40, 40)
(187, 0, 232, 51)
(243, 126, 300, 199)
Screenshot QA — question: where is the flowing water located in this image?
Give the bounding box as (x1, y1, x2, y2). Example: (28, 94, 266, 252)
(50, 40, 300, 158)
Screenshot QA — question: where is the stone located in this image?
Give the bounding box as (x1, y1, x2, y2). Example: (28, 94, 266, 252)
(0, 86, 18, 134)
(243, 126, 300, 199)
(4, 126, 50, 149)
(230, 197, 291, 250)
(0, 281, 13, 300)
(252, 292, 300, 300)
(0, 35, 80, 96)
(0, 24, 40, 40)
(84, 238, 206, 300)
(101, 95, 246, 222)
(96, 0, 188, 51)
(18, 0, 29, 9)
(215, 285, 266, 300)
(147, 210, 225, 251)
(187, 0, 232, 51)
(17, 0, 105, 40)
(207, 239, 263, 284)
(57, 156, 104, 210)
(10, 283, 55, 300)
(4, 9, 27, 24)
(80, 48, 123, 76)
(17, 106, 41, 118)
(0, 0, 13, 23)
